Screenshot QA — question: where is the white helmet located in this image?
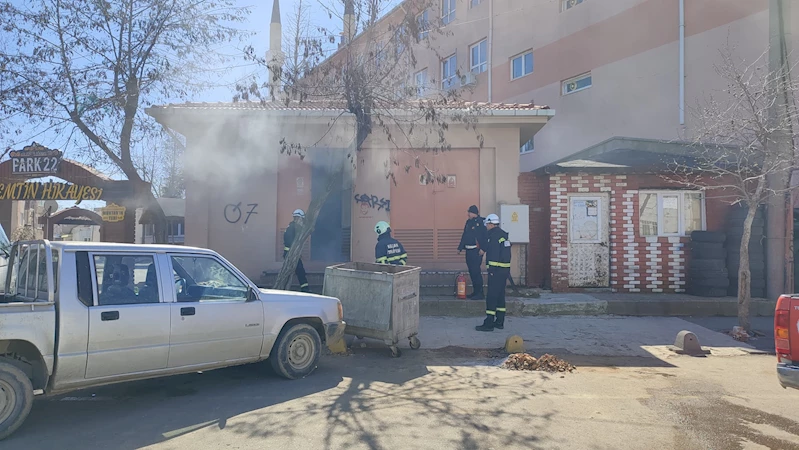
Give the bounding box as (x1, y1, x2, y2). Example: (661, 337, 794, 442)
(292, 209, 305, 218)
(375, 221, 390, 235)
(485, 214, 500, 225)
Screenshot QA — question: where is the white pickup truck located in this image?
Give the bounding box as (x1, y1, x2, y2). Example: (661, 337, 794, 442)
(0, 240, 345, 440)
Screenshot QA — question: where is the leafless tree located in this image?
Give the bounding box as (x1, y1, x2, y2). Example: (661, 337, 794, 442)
(237, 0, 487, 291)
(670, 47, 799, 331)
(0, 0, 248, 241)
(134, 129, 185, 199)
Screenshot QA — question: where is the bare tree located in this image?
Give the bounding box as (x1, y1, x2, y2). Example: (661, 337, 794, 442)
(237, 0, 485, 291)
(0, 0, 248, 241)
(135, 129, 185, 199)
(284, 0, 313, 82)
(671, 47, 799, 331)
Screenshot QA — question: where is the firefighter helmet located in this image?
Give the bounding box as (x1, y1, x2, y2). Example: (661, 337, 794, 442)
(292, 209, 305, 218)
(485, 214, 500, 225)
(375, 221, 390, 235)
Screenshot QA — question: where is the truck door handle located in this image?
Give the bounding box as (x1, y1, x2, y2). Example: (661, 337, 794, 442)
(101, 311, 119, 321)
(180, 307, 195, 316)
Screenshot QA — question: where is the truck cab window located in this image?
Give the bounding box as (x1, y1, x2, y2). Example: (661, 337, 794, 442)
(93, 255, 160, 306)
(6, 243, 50, 301)
(76, 251, 93, 307)
(171, 255, 247, 302)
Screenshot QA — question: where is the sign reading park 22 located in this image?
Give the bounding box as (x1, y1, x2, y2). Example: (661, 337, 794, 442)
(10, 143, 61, 175)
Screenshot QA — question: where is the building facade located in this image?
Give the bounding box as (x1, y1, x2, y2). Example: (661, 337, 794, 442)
(350, 0, 792, 171)
(328, 0, 796, 294)
(147, 101, 552, 284)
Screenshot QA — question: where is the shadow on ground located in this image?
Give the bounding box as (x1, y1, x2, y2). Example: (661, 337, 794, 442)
(5, 349, 562, 450)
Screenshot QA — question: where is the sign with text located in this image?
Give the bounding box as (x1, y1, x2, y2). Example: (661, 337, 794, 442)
(10, 143, 62, 176)
(0, 182, 103, 201)
(100, 203, 126, 222)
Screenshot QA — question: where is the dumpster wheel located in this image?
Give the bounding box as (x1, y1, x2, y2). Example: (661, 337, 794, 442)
(409, 336, 421, 350)
(390, 346, 402, 358)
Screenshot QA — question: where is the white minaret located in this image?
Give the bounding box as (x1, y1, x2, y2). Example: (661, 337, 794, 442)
(343, 0, 355, 45)
(267, 0, 284, 96)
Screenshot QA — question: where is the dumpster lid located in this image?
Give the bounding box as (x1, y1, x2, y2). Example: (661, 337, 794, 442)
(326, 262, 419, 274)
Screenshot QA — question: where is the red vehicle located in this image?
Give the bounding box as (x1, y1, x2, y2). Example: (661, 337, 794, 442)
(775, 295, 799, 389)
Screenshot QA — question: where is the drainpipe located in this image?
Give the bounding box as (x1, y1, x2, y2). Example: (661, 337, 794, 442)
(488, 0, 494, 102)
(679, 0, 685, 125)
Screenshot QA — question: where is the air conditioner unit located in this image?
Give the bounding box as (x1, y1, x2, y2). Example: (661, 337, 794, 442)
(460, 72, 478, 86)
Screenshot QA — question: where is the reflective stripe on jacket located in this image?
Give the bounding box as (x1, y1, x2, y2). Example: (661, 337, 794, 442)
(375, 233, 408, 266)
(485, 227, 511, 269)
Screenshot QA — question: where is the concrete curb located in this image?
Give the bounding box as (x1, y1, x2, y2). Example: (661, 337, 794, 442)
(420, 297, 776, 317)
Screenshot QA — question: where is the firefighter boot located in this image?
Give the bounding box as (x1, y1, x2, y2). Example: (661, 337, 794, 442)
(494, 311, 505, 330)
(469, 290, 484, 300)
(475, 315, 495, 332)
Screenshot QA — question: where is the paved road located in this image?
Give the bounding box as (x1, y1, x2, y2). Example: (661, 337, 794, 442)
(4, 316, 796, 449)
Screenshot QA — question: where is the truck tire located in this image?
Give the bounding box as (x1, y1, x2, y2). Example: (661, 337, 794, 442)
(690, 259, 726, 271)
(0, 359, 34, 440)
(728, 206, 764, 220)
(727, 225, 764, 236)
(728, 217, 765, 228)
(689, 277, 730, 288)
(270, 323, 322, 380)
(691, 231, 726, 243)
(690, 243, 725, 259)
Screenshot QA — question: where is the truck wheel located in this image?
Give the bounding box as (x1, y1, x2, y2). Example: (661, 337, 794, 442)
(270, 324, 322, 380)
(0, 360, 34, 440)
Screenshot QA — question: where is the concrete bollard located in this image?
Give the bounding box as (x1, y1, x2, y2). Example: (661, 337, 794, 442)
(504, 335, 525, 353)
(670, 330, 710, 356)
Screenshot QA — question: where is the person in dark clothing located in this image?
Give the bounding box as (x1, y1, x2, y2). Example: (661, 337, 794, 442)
(458, 205, 487, 300)
(476, 214, 511, 332)
(283, 209, 310, 292)
(374, 221, 408, 266)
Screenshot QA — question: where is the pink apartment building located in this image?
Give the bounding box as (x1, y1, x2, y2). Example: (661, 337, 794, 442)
(331, 0, 798, 294)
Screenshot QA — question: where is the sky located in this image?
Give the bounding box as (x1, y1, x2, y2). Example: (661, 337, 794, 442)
(2, 0, 402, 212)
(204, 0, 404, 102)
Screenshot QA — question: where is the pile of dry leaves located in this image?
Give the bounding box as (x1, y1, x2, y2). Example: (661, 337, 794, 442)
(501, 353, 576, 373)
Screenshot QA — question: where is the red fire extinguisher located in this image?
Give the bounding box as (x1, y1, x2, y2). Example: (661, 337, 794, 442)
(456, 273, 467, 299)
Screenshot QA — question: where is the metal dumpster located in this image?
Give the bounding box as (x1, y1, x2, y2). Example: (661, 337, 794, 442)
(322, 262, 421, 357)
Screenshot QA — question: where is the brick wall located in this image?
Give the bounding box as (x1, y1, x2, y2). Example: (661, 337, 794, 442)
(548, 173, 731, 293)
(518, 172, 550, 288)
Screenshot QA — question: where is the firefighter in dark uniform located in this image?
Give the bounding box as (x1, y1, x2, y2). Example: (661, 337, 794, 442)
(476, 214, 511, 332)
(375, 221, 408, 265)
(283, 209, 310, 292)
(458, 205, 487, 300)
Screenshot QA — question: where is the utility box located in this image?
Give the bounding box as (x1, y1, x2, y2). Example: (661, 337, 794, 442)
(500, 204, 529, 243)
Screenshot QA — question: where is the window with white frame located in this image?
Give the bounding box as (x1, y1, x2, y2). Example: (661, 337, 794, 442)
(638, 191, 704, 237)
(470, 39, 487, 74)
(417, 10, 429, 40)
(511, 51, 533, 80)
(520, 137, 534, 154)
(561, 0, 586, 12)
(442, 54, 457, 90)
(414, 69, 428, 97)
(442, 0, 456, 25)
(562, 72, 592, 95)
(470, 0, 481, 7)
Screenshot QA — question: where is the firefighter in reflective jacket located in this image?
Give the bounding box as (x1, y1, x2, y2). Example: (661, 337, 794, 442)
(283, 209, 310, 292)
(375, 221, 408, 266)
(476, 214, 511, 332)
(458, 205, 487, 300)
